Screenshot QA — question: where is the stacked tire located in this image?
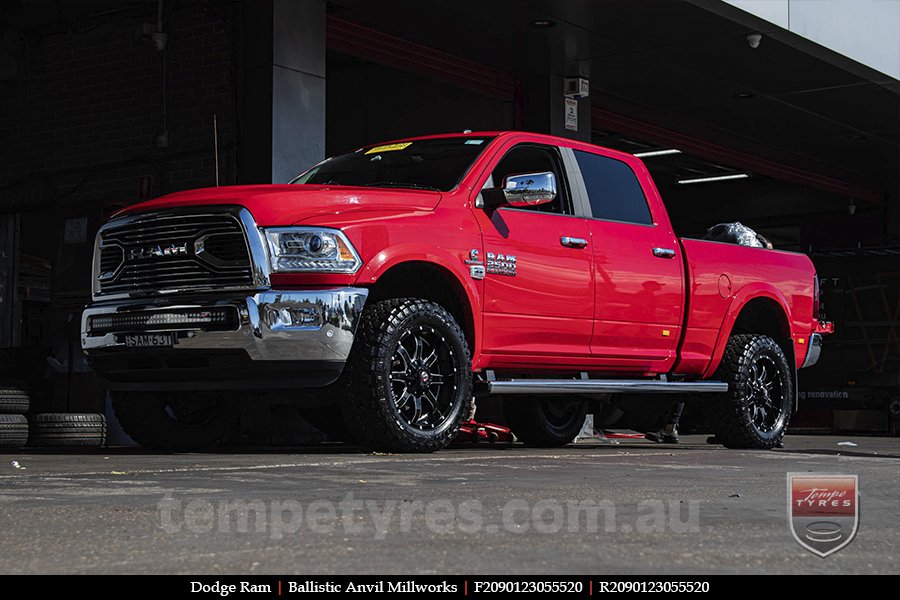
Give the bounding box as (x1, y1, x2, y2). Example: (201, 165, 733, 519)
(0, 382, 30, 449)
(28, 413, 107, 448)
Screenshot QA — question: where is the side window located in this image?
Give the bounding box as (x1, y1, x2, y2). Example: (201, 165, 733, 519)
(490, 144, 570, 214)
(574, 150, 653, 225)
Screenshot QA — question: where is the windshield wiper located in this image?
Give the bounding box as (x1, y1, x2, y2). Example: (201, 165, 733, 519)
(363, 182, 440, 191)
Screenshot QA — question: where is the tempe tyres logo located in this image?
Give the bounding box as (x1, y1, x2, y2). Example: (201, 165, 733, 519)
(787, 473, 859, 557)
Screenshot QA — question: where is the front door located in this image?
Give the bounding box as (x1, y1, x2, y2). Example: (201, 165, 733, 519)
(473, 142, 594, 368)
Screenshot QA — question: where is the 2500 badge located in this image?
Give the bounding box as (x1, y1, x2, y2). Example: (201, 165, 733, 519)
(485, 252, 517, 276)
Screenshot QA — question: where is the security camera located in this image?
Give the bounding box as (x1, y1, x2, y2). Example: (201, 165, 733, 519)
(564, 77, 590, 100)
(151, 31, 168, 51)
(746, 33, 762, 49)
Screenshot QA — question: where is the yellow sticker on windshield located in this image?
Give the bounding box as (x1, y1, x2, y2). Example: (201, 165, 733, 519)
(365, 142, 412, 154)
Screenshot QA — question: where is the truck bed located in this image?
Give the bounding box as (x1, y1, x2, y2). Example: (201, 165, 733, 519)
(675, 238, 817, 377)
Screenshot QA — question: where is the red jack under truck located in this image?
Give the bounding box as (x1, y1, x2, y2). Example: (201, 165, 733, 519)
(81, 132, 832, 452)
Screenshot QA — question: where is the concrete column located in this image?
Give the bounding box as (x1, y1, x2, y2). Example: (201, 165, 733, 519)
(522, 74, 591, 142)
(239, 0, 325, 184)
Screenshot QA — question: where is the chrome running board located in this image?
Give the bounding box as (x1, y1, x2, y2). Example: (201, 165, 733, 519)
(484, 379, 728, 395)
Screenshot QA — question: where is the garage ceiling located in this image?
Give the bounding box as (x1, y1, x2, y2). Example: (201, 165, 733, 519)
(330, 0, 899, 197)
(5, 1, 897, 198)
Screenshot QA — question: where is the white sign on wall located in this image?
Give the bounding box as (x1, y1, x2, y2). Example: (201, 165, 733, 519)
(564, 97, 578, 131)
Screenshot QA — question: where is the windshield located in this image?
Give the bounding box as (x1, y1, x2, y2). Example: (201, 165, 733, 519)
(290, 136, 495, 192)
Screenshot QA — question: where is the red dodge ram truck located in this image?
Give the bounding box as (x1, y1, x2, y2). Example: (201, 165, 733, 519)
(81, 131, 832, 452)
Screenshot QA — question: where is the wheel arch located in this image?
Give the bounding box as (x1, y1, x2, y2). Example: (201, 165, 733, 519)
(362, 259, 478, 358)
(705, 289, 794, 378)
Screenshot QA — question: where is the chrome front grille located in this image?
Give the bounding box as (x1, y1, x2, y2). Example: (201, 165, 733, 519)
(95, 211, 255, 297)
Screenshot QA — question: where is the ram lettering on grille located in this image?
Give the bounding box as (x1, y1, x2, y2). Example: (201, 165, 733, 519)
(96, 212, 253, 296)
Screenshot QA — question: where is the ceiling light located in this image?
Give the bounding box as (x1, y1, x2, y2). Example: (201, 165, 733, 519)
(634, 149, 682, 158)
(733, 92, 755, 99)
(677, 173, 750, 185)
(529, 19, 556, 28)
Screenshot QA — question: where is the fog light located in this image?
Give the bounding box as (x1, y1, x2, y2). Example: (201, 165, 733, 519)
(264, 305, 322, 329)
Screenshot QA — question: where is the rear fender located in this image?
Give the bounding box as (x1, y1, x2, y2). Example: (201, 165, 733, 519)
(704, 285, 793, 378)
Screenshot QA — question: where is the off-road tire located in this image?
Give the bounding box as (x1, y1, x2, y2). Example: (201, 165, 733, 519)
(340, 298, 472, 453)
(708, 334, 792, 449)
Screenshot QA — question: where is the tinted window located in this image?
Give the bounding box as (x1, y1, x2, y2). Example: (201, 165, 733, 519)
(491, 144, 570, 214)
(574, 150, 653, 225)
(291, 137, 494, 192)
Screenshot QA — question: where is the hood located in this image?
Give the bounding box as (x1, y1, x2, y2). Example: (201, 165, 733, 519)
(118, 184, 442, 226)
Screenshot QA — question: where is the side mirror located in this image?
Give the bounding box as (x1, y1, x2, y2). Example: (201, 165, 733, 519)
(480, 171, 557, 209)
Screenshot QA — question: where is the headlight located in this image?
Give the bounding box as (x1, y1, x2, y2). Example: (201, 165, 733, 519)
(264, 227, 362, 273)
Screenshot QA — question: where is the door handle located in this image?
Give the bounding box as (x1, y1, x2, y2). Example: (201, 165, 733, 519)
(560, 236, 589, 249)
(652, 247, 676, 259)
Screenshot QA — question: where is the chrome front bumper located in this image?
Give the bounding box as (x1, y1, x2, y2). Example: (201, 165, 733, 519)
(800, 333, 824, 369)
(81, 287, 368, 363)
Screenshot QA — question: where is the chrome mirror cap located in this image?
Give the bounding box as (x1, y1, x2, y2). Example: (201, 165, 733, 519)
(503, 171, 557, 206)
(480, 171, 557, 209)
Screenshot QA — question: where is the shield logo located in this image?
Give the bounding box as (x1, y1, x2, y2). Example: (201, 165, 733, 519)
(787, 473, 859, 557)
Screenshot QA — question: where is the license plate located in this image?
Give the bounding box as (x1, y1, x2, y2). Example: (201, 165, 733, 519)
(123, 333, 175, 348)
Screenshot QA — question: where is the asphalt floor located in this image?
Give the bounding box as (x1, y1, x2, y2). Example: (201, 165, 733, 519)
(0, 434, 897, 574)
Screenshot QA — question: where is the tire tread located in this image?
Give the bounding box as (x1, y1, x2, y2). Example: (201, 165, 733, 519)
(708, 334, 792, 449)
(29, 413, 107, 447)
(0, 383, 30, 414)
(340, 298, 472, 453)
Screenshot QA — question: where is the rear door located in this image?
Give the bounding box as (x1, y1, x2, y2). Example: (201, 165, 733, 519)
(472, 141, 594, 367)
(572, 149, 684, 373)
